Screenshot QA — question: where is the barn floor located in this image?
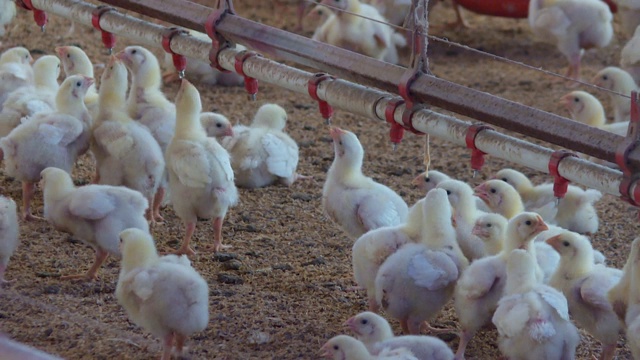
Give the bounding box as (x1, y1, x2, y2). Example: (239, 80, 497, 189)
(1, 0, 638, 359)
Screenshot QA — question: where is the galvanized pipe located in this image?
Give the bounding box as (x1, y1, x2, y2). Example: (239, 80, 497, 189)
(30, 0, 628, 198)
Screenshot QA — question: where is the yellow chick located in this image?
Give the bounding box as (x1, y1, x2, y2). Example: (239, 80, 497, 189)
(56, 46, 99, 120)
(621, 25, 640, 84)
(116, 228, 209, 360)
(0, 47, 34, 112)
(166, 80, 238, 255)
(592, 66, 639, 123)
(607, 237, 640, 324)
(474, 179, 525, 220)
(92, 57, 165, 225)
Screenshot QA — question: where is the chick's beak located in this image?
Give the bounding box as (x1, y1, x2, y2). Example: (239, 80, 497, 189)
(319, 343, 331, 358)
(471, 225, 483, 237)
(329, 126, 344, 141)
(115, 50, 129, 63)
(412, 174, 426, 188)
(82, 76, 95, 90)
(343, 316, 358, 333)
(558, 94, 572, 108)
(473, 184, 490, 204)
(535, 216, 549, 232)
(545, 234, 562, 250)
(54, 46, 67, 58)
(225, 126, 234, 137)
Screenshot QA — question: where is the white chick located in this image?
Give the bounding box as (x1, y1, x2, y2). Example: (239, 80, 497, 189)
(0, 0, 16, 47)
(162, 29, 243, 86)
(546, 230, 623, 360)
(200, 111, 234, 140)
(316, 0, 400, 63)
(322, 126, 408, 239)
(0, 196, 18, 284)
(118, 45, 176, 221)
(55, 46, 99, 120)
(303, 4, 332, 33)
(474, 179, 525, 220)
(375, 188, 468, 334)
(528, 0, 613, 80)
(413, 170, 490, 212)
(592, 67, 639, 123)
(92, 57, 165, 225)
(617, 0, 640, 37)
(40, 167, 149, 280)
(352, 189, 438, 312)
(471, 213, 507, 257)
(321, 335, 419, 360)
(220, 103, 309, 188)
(368, 0, 412, 26)
(0, 334, 64, 360)
(607, 237, 640, 323)
(494, 168, 602, 234)
(166, 80, 238, 255)
(1, 75, 93, 221)
(0, 55, 61, 139)
(436, 179, 487, 261)
(620, 238, 640, 359)
(116, 228, 209, 360)
(0, 47, 33, 112)
(453, 212, 548, 359)
(621, 25, 640, 84)
(345, 311, 455, 360)
(491, 249, 580, 360)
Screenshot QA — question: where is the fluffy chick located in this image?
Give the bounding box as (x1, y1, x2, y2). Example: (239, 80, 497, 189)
(116, 228, 209, 360)
(494, 168, 602, 234)
(559, 90, 628, 133)
(0, 47, 33, 112)
(166, 80, 238, 255)
(321, 335, 419, 360)
(546, 230, 623, 360)
(592, 66, 638, 123)
(322, 126, 408, 239)
(621, 25, 640, 84)
(92, 57, 165, 225)
(375, 188, 468, 335)
(607, 237, 640, 323)
(471, 213, 507, 257)
(200, 112, 234, 141)
(345, 311, 454, 360)
(412, 170, 489, 212)
(0, 196, 19, 284)
(617, 0, 640, 37)
(453, 212, 548, 359)
(0, 0, 16, 46)
(492, 249, 580, 360)
(220, 103, 309, 188)
(621, 238, 640, 359)
(474, 179, 525, 220)
(56, 46, 99, 120)
(1, 75, 92, 221)
(41, 167, 149, 280)
(528, 0, 613, 81)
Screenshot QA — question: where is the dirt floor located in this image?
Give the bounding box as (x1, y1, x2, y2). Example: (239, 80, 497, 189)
(1, 0, 638, 359)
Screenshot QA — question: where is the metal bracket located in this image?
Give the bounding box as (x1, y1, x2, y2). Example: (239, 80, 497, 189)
(465, 124, 492, 176)
(548, 150, 577, 200)
(385, 98, 406, 150)
(162, 27, 189, 79)
(205, 0, 236, 73)
(234, 50, 262, 101)
(15, 0, 47, 32)
(615, 91, 640, 206)
(308, 73, 335, 124)
(92, 6, 117, 54)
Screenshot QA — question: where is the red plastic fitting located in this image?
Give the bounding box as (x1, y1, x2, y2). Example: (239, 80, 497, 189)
(385, 99, 406, 149)
(234, 51, 262, 101)
(398, 68, 421, 110)
(91, 6, 116, 54)
(162, 27, 188, 79)
(205, 1, 236, 73)
(400, 105, 426, 135)
(16, 0, 47, 32)
(616, 91, 640, 206)
(548, 150, 577, 199)
(308, 73, 336, 124)
(465, 124, 492, 173)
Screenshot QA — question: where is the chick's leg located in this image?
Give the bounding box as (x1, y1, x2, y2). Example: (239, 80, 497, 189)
(174, 333, 187, 357)
(21, 181, 42, 221)
(176, 221, 197, 256)
(152, 187, 165, 223)
(0, 263, 14, 286)
(61, 248, 108, 281)
(161, 332, 174, 360)
(367, 296, 379, 313)
(454, 328, 475, 360)
(600, 343, 616, 360)
(212, 216, 231, 252)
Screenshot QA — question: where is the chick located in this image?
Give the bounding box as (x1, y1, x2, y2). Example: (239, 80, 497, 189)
(471, 213, 507, 257)
(368, 0, 412, 26)
(0, 55, 61, 139)
(1, 75, 93, 221)
(592, 67, 639, 123)
(92, 57, 165, 225)
(620, 238, 640, 359)
(474, 179, 525, 220)
(322, 127, 408, 239)
(0, 335, 63, 360)
(352, 188, 440, 312)
(546, 230, 623, 360)
(220, 103, 309, 188)
(41, 167, 149, 280)
(621, 25, 640, 84)
(166, 80, 238, 255)
(345, 311, 455, 360)
(607, 237, 640, 323)
(116, 228, 209, 360)
(55, 46, 99, 120)
(492, 249, 580, 360)
(617, 0, 640, 37)
(528, 0, 613, 80)
(0, 47, 34, 112)
(436, 179, 487, 261)
(118, 45, 176, 221)
(0, 0, 16, 48)
(0, 196, 19, 284)
(413, 170, 489, 212)
(321, 335, 419, 360)
(200, 112, 234, 140)
(494, 168, 601, 234)
(374, 188, 468, 335)
(453, 212, 548, 359)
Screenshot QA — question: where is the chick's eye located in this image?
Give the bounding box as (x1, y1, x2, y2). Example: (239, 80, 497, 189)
(333, 345, 339, 350)
(131, 49, 137, 54)
(486, 223, 492, 228)
(67, 54, 71, 58)
(76, 81, 82, 87)
(119, 237, 123, 243)
(563, 241, 570, 247)
(574, 97, 580, 102)
(490, 188, 496, 193)
(501, 178, 508, 182)
(338, 141, 342, 145)
(602, 75, 608, 80)
(361, 319, 368, 324)
(525, 220, 532, 226)
(216, 123, 222, 128)
(424, 177, 430, 182)
(446, 190, 451, 195)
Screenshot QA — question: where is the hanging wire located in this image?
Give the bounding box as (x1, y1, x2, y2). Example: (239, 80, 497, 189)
(302, 0, 632, 100)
